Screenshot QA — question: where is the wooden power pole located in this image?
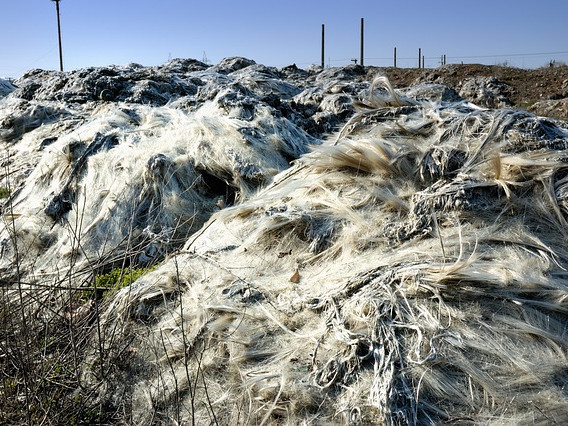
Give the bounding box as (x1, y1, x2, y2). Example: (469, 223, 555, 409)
(51, 0, 64, 72)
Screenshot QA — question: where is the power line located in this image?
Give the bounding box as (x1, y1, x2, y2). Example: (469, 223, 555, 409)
(305, 51, 568, 69)
(366, 51, 568, 61)
(449, 50, 568, 60)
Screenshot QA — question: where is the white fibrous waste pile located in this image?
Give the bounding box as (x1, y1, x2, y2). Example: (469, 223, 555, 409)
(0, 78, 15, 98)
(2, 58, 568, 424)
(0, 58, 332, 277)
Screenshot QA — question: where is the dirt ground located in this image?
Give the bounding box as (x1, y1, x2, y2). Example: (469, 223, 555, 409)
(365, 63, 568, 121)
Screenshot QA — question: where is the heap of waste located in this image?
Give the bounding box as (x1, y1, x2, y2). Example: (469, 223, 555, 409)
(2, 58, 568, 425)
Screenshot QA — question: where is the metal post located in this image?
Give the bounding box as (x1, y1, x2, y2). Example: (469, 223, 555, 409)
(422, 55, 425, 68)
(418, 48, 421, 68)
(394, 47, 397, 68)
(360, 18, 364, 67)
(52, 0, 63, 72)
(321, 24, 325, 68)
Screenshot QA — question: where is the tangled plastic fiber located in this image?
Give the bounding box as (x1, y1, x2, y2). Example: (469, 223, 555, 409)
(2, 62, 568, 424)
(100, 77, 568, 424)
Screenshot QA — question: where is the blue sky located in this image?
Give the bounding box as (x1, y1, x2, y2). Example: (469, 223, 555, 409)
(2, 0, 568, 77)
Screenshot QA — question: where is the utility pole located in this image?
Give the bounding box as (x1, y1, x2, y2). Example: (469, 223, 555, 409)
(321, 24, 325, 68)
(51, 0, 64, 72)
(360, 18, 364, 67)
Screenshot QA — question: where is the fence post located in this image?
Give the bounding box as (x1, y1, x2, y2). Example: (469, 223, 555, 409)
(394, 47, 397, 68)
(360, 18, 364, 66)
(321, 24, 325, 68)
(418, 48, 421, 68)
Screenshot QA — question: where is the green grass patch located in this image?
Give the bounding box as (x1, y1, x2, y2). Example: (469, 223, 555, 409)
(83, 265, 157, 300)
